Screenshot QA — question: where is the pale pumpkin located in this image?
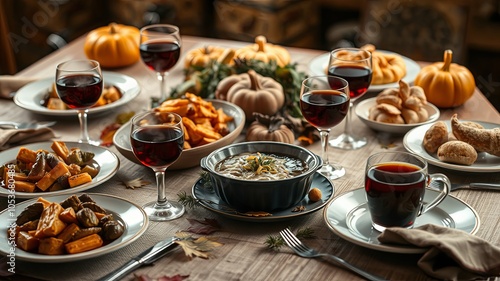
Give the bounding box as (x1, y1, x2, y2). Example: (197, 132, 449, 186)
(235, 35, 291, 67)
(84, 23, 140, 68)
(216, 70, 284, 120)
(246, 113, 295, 144)
(184, 46, 227, 69)
(415, 50, 475, 108)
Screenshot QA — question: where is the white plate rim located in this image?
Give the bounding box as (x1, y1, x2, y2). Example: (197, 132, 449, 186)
(355, 97, 440, 134)
(14, 71, 141, 116)
(403, 120, 500, 172)
(0, 142, 120, 198)
(0, 193, 148, 262)
(308, 51, 421, 92)
(323, 188, 480, 253)
(192, 172, 335, 222)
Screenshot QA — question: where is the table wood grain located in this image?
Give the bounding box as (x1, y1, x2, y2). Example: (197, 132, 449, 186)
(2, 35, 500, 281)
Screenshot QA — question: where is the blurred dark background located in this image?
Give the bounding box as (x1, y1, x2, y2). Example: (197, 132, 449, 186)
(1, 0, 499, 110)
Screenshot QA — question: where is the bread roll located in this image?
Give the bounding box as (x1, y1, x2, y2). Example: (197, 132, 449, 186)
(437, 140, 478, 165)
(423, 121, 448, 153)
(451, 114, 500, 156)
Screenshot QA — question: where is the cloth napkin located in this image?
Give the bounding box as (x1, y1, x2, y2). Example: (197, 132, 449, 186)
(378, 224, 500, 280)
(0, 76, 37, 99)
(0, 128, 56, 151)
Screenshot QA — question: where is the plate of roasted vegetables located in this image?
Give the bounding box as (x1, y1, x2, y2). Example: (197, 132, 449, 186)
(13, 71, 140, 116)
(0, 193, 148, 262)
(0, 141, 120, 198)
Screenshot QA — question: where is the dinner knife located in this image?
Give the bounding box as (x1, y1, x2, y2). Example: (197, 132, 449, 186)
(454, 182, 500, 191)
(97, 236, 179, 281)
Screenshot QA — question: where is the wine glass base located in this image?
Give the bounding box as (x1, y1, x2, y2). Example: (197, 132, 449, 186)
(329, 133, 367, 150)
(78, 139, 101, 146)
(319, 164, 345, 180)
(143, 200, 185, 221)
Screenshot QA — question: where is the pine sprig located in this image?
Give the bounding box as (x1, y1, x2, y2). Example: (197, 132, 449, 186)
(265, 227, 316, 251)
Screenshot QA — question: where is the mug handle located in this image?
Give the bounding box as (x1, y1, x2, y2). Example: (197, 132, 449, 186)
(419, 173, 450, 216)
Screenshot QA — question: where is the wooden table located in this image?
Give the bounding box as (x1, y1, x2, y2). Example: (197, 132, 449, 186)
(2, 35, 500, 281)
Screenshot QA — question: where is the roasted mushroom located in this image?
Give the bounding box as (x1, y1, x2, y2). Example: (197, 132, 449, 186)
(78, 194, 95, 203)
(16, 202, 44, 225)
(101, 221, 124, 240)
(27, 152, 46, 181)
(76, 208, 99, 227)
(81, 202, 107, 214)
(72, 227, 102, 241)
(60, 195, 81, 212)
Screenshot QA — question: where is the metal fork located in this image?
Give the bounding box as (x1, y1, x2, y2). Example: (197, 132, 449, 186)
(279, 228, 388, 281)
(429, 180, 500, 191)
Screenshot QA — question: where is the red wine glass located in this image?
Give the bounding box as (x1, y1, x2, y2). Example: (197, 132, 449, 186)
(55, 59, 103, 145)
(139, 24, 181, 105)
(300, 76, 350, 180)
(130, 110, 185, 221)
(328, 48, 372, 150)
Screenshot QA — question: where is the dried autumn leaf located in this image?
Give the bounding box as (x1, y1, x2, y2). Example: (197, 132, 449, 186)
(240, 211, 272, 217)
(186, 218, 221, 235)
(292, 205, 306, 212)
(121, 177, 151, 189)
(175, 232, 223, 259)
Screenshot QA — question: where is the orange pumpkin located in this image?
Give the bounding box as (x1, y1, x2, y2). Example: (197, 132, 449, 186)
(414, 50, 475, 108)
(235, 35, 291, 67)
(84, 23, 140, 68)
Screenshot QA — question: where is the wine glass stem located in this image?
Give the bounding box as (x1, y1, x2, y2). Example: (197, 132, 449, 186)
(320, 130, 331, 166)
(342, 101, 354, 137)
(157, 72, 168, 103)
(154, 170, 171, 207)
(77, 109, 90, 143)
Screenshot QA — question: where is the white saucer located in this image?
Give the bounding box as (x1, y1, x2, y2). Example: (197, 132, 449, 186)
(323, 188, 479, 253)
(308, 51, 421, 92)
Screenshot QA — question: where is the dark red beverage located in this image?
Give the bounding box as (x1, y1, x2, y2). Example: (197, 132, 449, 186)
(328, 65, 372, 98)
(131, 126, 184, 168)
(140, 40, 181, 73)
(300, 90, 349, 129)
(56, 74, 102, 108)
(365, 162, 426, 228)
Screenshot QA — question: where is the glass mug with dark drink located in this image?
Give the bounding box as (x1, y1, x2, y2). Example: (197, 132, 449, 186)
(300, 76, 350, 180)
(365, 152, 450, 232)
(328, 48, 372, 150)
(139, 24, 181, 105)
(55, 59, 103, 145)
(130, 110, 185, 221)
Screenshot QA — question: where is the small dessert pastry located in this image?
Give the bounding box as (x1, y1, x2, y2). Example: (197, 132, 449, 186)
(451, 114, 500, 156)
(437, 140, 478, 165)
(423, 121, 448, 153)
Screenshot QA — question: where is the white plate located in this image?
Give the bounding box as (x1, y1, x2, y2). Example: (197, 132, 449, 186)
(355, 97, 440, 134)
(308, 51, 421, 92)
(193, 172, 334, 222)
(323, 188, 479, 254)
(403, 120, 500, 172)
(113, 99, 245, 170)
(0, 193, 148, 262)
(0, 142, 120, 198)
(14, 71, 140, 116)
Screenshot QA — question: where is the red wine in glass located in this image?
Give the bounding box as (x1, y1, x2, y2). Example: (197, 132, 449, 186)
(139, 40, 181, 73)
(328, 65, 373, 99)
(365, 162, 426, 228)
(131, 126, 184, 168)
(300, 90, 349, 130)
(56, 74, 103, 109)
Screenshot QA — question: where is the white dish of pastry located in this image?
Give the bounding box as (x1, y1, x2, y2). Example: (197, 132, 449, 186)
(403, 120, 500, 172)
(355, 97, 440, 134)
(308, 50, 421, 92)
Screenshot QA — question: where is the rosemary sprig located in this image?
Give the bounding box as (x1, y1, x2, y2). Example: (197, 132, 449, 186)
(265, 227, 316, 251)
(177, 191, 200, 209)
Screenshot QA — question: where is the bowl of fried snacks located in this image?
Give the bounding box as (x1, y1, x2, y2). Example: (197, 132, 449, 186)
(113, 94, 245, 169)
